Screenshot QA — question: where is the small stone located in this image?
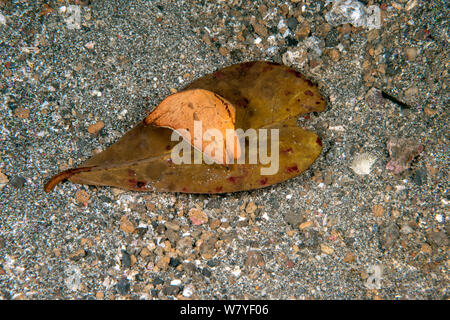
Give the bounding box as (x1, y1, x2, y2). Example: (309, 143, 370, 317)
(75, 190, 90, 204)
(116, 279, 130, 295)
(69, 249, 86, 261)
(423, 107, 437, 116)
(201, 268, 212, 277)
(84, 41, 95, 49)
(252, 23, 268, 38)
(120, 216, 136, 233)
(95, 291, 104, 300)
(14, 107, 30, 119)
(326, 48, 339, 62)
(378, 223, 400, 250)
(162, 285, 180, 296)
(283, 212, 304, 228)
(343, 252, 355, 263)
(245, 202, 258, 214)
(9, 176, 25, 188)
(420, 243, 432, 254)
(296, 22, 310, 39)
(299, 221, 314, 230)
(219, 46, 229, 56)
(320, 243, 334, 255)
(169, 88, 177, 94)
(282, 47, 307, 68)
(287, 17, 298, 30)
(188, 208, 208, 225)
(367, 29, 379, 42)
(245, 250, 265, 268)
(169, 258, 181, 268)
(372, 204, 384, 218)
(404, 86, 418, 98)
(182, 284, 194, 298)
(121, 250, 131, 268)
(165, 221, 180, 231)
(405, 47, 418, 61)
(209, 219, 221, 229)
(338, 23, 352, 35)
(365, 87, 385, 108)
(140, 247, 151, 258)
(156, 256, 170, 271)
(87, 121, 105, 134)
(426, 231, 448, 247)
(412, 169, 427, 186)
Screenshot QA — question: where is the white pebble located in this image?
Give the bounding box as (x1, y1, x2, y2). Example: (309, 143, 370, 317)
(170, 279, 181, 286)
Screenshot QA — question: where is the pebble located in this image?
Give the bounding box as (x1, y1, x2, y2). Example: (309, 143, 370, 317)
(116, 279, 130, 295)
(405, 47, 418, 61)
(75, 190, 90, 204)
(299, 221, 314, 230)
(219, 46, 229, 56)
(287, 17, 298, 30)
(378, 223, 400, 250)
(326, 48, 339, 62)
(245, 250, 265, 268)
(296, 22, 310, 39)
(121, 250, 131, 268)
(162, 285, 180, 296)
(252, 22, 268, 38)
(170, 279, 182, 286)
(372, 204, 384, 218)
(120, 216, 136, 234)
(245, 201, 258, 214)
(320, 243, 334, 255)
(169, 257, 181, 268)
(14, 107, 30, 119)
(69, 249, 86, 261)
(426, 231, 448, 247)
(9, 176, 26, 188)
(188, 208, 208, 225)
(87, 121, 105, 135)
(412, 169, 427, 186)
(404, 84, 418, 98)
(343, 252, 355, 263)
(182, 284, 194, 298)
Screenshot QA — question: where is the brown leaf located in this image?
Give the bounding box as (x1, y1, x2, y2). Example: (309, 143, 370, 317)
(45, 61, 326, 193)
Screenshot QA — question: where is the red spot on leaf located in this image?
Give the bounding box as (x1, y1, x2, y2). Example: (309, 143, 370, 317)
(285, 165, 299, 173)
(305, 90, 314, 96)
(215, 186, 223, 193)
(227, 175, 244, 184)
(316, 137, 323, 147)
(260, 177, 268, 185)
(241, 62, 256, 71)
(214, 71, 224, 79)
(281, 148, 293, 155)
(286, 69, 302, 78)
